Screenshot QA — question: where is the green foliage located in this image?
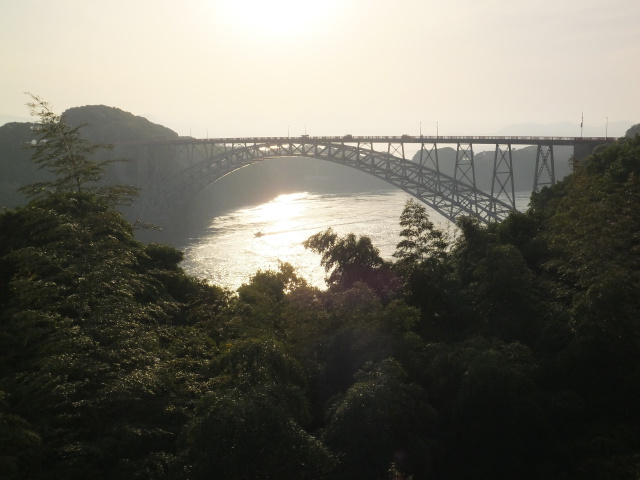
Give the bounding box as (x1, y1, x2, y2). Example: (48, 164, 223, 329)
(449, 215, 540, 342)
(0, 391, 42, 480)
(310, 286, 422, 400)
(394, 199, 448, 267)
(392, 200, 458, 339)
(491, 210, 547, 268)
(322, 358, 436, 480)
(540, 137, 640, 411)
(224, 262, 309, 339)
(183, 338, 334, 479)
(526, 136, 640, 478)
(304, 228, 381, 286)
(303, 228, 398, 298)
(144, 242, 185, 269)
(471, 243, 534, 318)
(423, 338, 547, 479)
(238, 262, 306, 305)
(625, 123, 640, 138)
(215, 338, 310, 415)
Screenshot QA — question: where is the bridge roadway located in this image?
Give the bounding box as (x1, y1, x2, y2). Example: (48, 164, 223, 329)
(118, 134, 614, 225)
(139, 134, 611, 146)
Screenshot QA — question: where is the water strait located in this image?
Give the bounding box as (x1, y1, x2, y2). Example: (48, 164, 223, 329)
(179, 189, 532, 291)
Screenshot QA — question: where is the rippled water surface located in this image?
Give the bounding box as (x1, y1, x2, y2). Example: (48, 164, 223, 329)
(180, 190, 530, 291)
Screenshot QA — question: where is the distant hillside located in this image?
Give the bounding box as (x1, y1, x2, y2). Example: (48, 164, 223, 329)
(0, 114, 31, 125)
(0, 105, 179, 209)
(63, 105, 179, 143)
(0, 122, 40, 208)
(410, 145, 574, 192)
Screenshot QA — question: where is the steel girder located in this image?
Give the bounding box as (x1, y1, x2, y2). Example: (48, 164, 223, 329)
(145, 140, 514, 225)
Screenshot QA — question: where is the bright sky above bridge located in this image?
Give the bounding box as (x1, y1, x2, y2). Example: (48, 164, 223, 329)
(1, 0, 638, 138)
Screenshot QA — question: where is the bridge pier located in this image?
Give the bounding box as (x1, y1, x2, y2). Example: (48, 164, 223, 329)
(453, 143, 478, 217)
(417, 143, 441, 195)
(492, 144, 516, 212)
(534, 145, 555, 192)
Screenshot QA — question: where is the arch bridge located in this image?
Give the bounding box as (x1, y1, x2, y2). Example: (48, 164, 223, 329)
(119, 135, 612, 225)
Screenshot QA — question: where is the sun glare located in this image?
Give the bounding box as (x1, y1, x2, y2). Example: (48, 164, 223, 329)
(219, 0, 334, 37)
(253, 193, 307, 226)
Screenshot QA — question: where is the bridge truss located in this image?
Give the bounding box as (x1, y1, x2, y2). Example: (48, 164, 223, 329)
(126, 135, 611, 225)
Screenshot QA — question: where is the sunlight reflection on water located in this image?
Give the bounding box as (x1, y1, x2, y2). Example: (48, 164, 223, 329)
(180, 190, 531, 291)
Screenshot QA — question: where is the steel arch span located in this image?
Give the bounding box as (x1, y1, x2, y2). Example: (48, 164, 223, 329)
(136, 139, 514, 224)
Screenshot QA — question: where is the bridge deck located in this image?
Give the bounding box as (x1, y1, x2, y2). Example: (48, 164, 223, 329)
(117, 135, 614, 147)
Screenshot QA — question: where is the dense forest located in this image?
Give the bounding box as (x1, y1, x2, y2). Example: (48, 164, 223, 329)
(1, 97, 639, 480)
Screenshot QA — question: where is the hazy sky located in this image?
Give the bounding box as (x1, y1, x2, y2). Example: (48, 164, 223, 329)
(2, 0, 638, 138)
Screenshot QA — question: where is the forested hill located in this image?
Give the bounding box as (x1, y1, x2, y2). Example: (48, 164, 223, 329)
(62, 105, 179, 144)
(1, 101, 640, 480)
(0, 105, 178, 209)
